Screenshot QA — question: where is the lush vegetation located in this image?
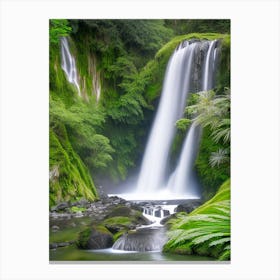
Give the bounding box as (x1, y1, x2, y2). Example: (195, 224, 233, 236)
(184, 88, 231, 199)
(163, 180, 230, 260)
(49, 20, 230, 204)
(49, 19, 230, 260)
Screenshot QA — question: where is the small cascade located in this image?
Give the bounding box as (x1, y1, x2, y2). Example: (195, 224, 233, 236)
(112, 227, 167, 252)
(142, 204, 177, 224)
(60, 37, 81, 96)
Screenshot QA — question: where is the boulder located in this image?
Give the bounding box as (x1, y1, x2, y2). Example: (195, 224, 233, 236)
(160, 213, 179, 225)
(52, 202, 69, 211)
(77, 226, 114, 249)
(175, 200, 201, 214)
(105, 206, 132, 218)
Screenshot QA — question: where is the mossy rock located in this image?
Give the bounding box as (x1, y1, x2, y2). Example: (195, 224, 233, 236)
(102, 216, 136, 234)
(105, 205, 150, 225)
(101, 206, 150, 234)
(70, 206, 86, 213)
(76, 225, 113, 249)
(113, 230, 128, 242)
(105, 206, 132, 218)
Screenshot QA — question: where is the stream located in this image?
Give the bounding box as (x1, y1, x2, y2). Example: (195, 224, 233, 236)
(50, 246, 214, 261)
(49, 197, 215, 262)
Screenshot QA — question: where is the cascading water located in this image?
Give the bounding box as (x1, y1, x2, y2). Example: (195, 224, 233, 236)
(167, 40, 219, 196)
(135, 40, 219, 199)
(112, 227, 167, 252)
(60, 37, 81, 96)
(166, 124, 201, 195)
(111, 40, 220, 253)
(202, 40, 218, 91)
(137, 42, 198, 194)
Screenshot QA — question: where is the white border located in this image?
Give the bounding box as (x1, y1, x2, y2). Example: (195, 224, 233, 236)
(0, 0, 279, 279)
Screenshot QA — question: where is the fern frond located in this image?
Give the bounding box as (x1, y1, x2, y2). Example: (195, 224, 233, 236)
(209, 237, 230, 247)
(191, 232, 227, 245)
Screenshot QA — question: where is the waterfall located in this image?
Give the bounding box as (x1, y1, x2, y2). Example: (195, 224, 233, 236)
(202, 40, 218, 91)
(60, 37, 81, 96)
(137, 42, 198, 193)
(166, 124, 201, 195)
(135, 40, 219, 198)
(167, 40, 219, 196)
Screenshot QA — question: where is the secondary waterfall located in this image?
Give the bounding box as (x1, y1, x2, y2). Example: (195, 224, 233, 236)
(137, 42, 198, 193)
(136, 39, 219, 198)
(202, 40, 218, 91)
(167, 124, 201, 195)
(60, 37, 81, 96)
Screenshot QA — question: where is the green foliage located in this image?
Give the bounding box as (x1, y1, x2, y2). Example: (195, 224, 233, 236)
(76, 227, 91, 249)
(103, 126, 140, 181)
(216, 36, 230, 93)
(49, 19, 231, 204)
(113, 20, 173, 56)
(50, 97, 114, 173)
(164, 180, 230, 260)
(164, 20, 230, 35)
(195, 128, 229, 199)
(182, 88, 230, 199)
(137, 33, 230, 103)
(187, 89, 230, 139)
(103, 216, 132, 226)
(49, 126, 97, 206)
(176, 118, 192, 131)
(70, 206, 86, 213)
(76, 225, 113, 249)
(107, 93, 148, 125)
(49, 19, 72, 44)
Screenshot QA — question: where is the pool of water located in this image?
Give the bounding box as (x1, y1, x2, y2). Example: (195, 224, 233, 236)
(49, 201, 216, 262)
(50, 245, 215, 262)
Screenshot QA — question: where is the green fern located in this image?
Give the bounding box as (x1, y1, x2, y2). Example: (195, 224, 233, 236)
(163, 179, 230, 260)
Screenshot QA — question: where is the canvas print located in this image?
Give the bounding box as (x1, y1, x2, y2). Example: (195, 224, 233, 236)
(49, 19, 230, 262)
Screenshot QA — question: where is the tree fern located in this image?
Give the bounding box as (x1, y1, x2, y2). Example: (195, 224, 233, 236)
(209, 148, 229, 167)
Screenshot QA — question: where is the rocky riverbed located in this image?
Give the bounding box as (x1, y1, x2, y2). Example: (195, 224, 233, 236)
(49, 195, 202, 252)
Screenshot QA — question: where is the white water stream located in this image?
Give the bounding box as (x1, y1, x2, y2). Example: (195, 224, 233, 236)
(135, 40, 219, 199)
(136, 42, 198, 193)
(60, 37, 81, 96)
